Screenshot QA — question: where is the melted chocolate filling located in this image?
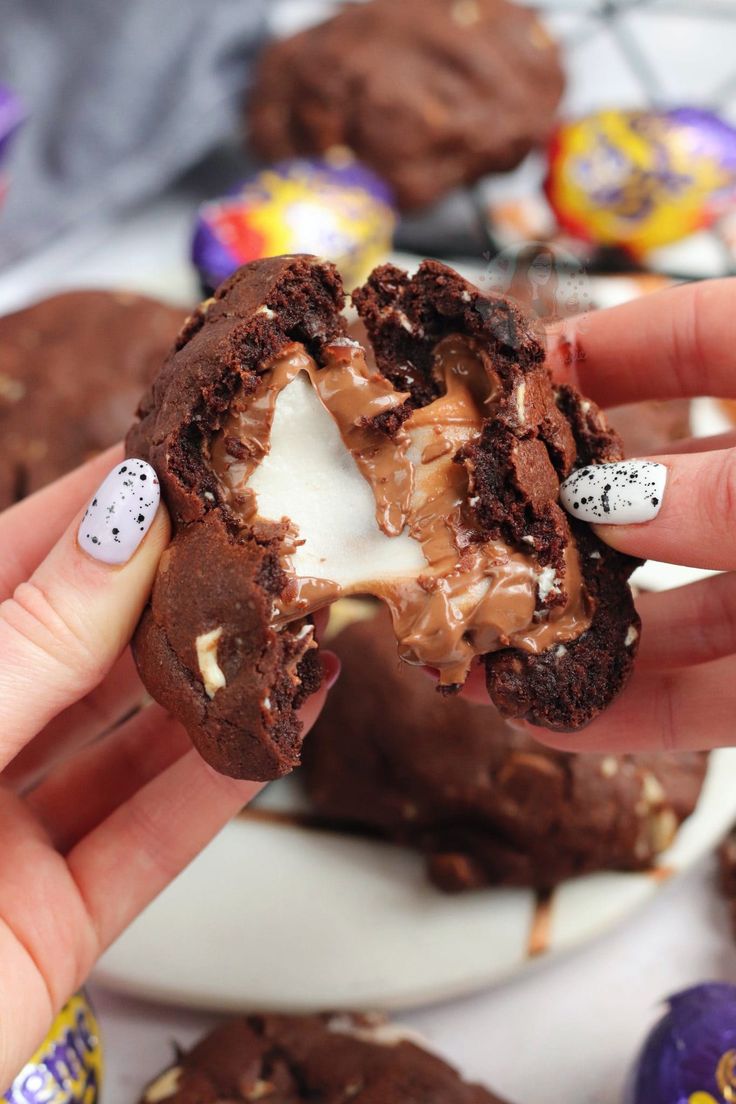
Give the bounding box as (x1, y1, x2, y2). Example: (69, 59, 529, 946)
(211, 335, 590, 685)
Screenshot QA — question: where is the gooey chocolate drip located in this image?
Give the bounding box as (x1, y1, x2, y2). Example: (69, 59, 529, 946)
(211, 336, 591, 685)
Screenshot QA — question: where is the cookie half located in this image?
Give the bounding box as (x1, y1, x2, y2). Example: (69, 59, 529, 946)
(128, 255, 640, 780)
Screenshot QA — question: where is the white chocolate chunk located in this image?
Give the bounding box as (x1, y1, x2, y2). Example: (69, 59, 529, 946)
(452, 0, 481, 24)
(248, 373, 425, 589)
(248, 1081, 276, 1100)
(650, 808, 678, 852)
(600, 756, 619, 778)
(0, 373, 25, 402)
(516, 380, 526, 422)
(327, 1015, 428, 1048)
(537, 565, 560, 602)
(145, 1066, 182, 1104)
(641, 771, 665, 806)
(195, 627, 226, 698)
(625, 624, 639, 647)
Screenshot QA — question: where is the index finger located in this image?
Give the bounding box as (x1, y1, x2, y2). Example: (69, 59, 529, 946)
(546, 277, 736, 408)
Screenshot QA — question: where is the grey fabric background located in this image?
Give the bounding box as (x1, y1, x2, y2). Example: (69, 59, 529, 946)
(0, 0, 268, 266)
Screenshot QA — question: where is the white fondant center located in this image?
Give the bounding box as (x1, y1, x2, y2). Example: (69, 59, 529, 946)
(247, 372, 425, 589)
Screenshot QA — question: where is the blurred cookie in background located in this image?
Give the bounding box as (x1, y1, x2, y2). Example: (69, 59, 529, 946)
(302, 606, 707, 893)
(139, 1012, 509, 1104)
(0, 290, 186, 508)
(247, 0, 564, 212)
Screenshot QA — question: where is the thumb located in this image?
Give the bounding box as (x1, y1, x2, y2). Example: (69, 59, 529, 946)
(559, 449, 735, 571)
(0, 459, 169, 769)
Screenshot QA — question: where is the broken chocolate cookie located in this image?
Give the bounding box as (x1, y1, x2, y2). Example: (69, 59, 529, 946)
(303, 606, 707, 892)
(139, 1013, 508, 1104)
(128, 255, 640, 780)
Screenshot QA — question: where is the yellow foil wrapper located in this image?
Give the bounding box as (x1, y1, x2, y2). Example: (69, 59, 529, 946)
(546, 108, 736, 253)
(3, 992, 103, 1104)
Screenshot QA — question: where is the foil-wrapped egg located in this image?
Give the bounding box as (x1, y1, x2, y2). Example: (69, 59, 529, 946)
(192, 153, 396, 293)
(627, 983, 736, 1104)
(3, 991, 103, 1104)
(545, 109, 736, 253)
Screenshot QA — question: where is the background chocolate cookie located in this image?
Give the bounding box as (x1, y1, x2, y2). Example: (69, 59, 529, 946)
(247, 0, 565, 212)
(0, 289, 185, 508)
(354, 261, 641, 733)
(140, 1013, 508, 1104)
(128, 255, 639, 781)
(303, 607, 707, 892)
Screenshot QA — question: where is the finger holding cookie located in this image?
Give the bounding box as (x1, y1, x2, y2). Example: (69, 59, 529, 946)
(502, 277, 736, 754)
(0, 455, 337, 1091)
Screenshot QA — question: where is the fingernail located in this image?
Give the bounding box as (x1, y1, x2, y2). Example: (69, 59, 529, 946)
(560, 460, 667, 525)
(321, 651, 341, 691)
(78, 459, 160, 564)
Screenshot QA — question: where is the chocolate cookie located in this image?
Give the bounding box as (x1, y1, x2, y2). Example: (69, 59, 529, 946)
(139, 1013, 507, 1104)
(127, 254, 639, 781)
(303, 606, 708, 892)
(247, 0, 564, 212)
(0, 290, 185, 508)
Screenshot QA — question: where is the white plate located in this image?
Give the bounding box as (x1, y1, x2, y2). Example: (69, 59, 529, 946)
(96, 748, 736, 1012)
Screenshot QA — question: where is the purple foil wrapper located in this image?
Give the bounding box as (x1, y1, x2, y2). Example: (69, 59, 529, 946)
(0, 83, 24, 166)
(627, 983, 736, 1104)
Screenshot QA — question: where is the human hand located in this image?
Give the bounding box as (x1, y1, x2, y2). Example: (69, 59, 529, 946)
(0, 449, 336, 1089)
(462, 277, 736, 754)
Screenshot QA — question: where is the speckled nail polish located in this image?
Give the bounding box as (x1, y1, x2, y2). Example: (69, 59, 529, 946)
(560, 460, 667, 525)
(78, 459, 159, 564)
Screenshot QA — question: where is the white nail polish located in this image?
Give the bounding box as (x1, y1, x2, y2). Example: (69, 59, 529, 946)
(560, 460, 667, 525)
(78, 459, 160, 564)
